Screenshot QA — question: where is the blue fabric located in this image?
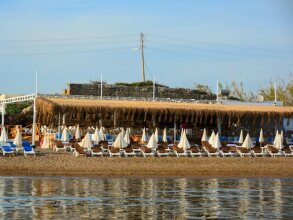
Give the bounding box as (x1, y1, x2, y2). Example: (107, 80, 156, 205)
(2, 145, 13, 152)
(23, 145, 33, 152)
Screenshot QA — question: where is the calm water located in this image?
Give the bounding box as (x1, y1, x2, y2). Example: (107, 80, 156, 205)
(0, 177, 292, 219)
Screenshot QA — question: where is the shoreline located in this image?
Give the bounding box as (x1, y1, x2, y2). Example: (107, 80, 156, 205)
(0, 149, 293, 178)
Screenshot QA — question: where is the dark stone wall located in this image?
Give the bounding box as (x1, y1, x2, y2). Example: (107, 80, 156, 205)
(64, 82, 216, 100)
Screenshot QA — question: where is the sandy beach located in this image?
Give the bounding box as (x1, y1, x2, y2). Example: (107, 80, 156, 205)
(0, 149, 292, 177)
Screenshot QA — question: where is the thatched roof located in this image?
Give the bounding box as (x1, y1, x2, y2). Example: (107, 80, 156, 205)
(37, 97, 293, 125)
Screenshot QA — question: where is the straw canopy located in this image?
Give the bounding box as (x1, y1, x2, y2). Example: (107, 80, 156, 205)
(238, 130, 244, 144)
(178, 130, 191, 150)
(208, 131, 216, 145)
(147, 133, 157, 150)
(0, 127, 8, 143)
(37, 97, 293, 126)
(201, 128, 208, 142)
(13, 128, 22, 147)
(162, 128, 167, 143)
(259, 129, 264, 143)
(81, 132, 93, 149)
(242, 133, 254, 149)
(212, 133, 221, 149)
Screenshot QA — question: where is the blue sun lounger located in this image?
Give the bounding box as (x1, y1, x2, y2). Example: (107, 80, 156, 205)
(23, 144, 35, 157)
(1, 144, 14, 156)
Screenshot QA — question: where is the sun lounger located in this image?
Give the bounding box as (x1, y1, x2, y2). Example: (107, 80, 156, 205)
(23, 145, 36, 157)
(236, 147, 251, 157)
(266, 145, 284, 157)
(73, 143, 87, 157)
(188, 146, 204, 157)
(251, 146, 267, 157)
(53, 141, 67, 152)
(89, 146, 103, 157)
(141, 147, 155, 157)
(108, 147, 122, 157)
(172, 146, 189, 157)
(1, 144, 14, 156)
(283, 146, 293, 157)
(202, 141, 220, 157)
(122, 147, 136, 157)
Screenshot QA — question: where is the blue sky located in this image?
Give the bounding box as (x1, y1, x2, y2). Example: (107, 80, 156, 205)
(0, 0, 292, 94)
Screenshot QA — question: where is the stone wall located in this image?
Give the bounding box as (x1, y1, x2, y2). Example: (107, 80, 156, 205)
(64, 82, 216, 100)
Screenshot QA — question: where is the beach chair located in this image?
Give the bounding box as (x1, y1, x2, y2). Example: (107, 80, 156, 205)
(23, 145, 36, 157)
(172, 146, 189, 157)
(122, 147, 136, 157)
(73, 143, 87, 157)
(188, 146, 203, 157)
(283, 146, 293, 157)
(251, 146, 267, 157)
(89, 146, 103, 157)
(141, 147, 156, 157)
(236, 147, 251, 157)
(108, 147, 122, 157)
(130, 142, 143, 156)
(53, 141, 67, 152)
(266, 145, 284, 157)
(1, 144, 14, 156)
(202, 141, 220, 157)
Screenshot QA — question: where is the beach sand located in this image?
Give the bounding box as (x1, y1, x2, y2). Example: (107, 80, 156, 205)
(0, 149, 292, 177)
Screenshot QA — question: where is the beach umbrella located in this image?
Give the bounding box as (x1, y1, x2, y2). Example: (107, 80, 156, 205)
(93, 127, 101, 143)
(0, 126, 8, 143)
(259, 129, 264, 143)
(13, 128, 22, 147)
(178, 130, 191, 150)
(41, 133, 50, 149)
(212, 132, 222, 150)
(99, 127, 105, 141)
(273, 130, 279, 145)
(179, 129, 184, 142)
(81, 132, 93, 149)
(147, 133, 158, 150)
(75, 124, 81, 140)
(274, 133, 283, 150)
(61, 127, 69, 142)
(242, 133, 253, 149)
(155, 128, 159, 143)
(123, 128, 131, 145)
(121, 128, 125, 138)
(238, 129, 244, 144)
(208, 131, 216, 145)
(141, 127, 147, 142)
(201, 128, 208, 142)
(162, 128, 167, 143)
(113, 132, 127, 149)
(280, 130, 284, 145)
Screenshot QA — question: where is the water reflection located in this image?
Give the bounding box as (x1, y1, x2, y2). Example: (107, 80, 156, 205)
(0, 177, 292, 219)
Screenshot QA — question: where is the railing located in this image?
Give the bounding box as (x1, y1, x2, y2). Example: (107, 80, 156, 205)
(0, 94, 36, 105)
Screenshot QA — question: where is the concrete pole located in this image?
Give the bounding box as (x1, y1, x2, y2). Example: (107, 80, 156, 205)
(62, 114, 66, 126)
(274, 82, 277, 106)
(58, 112, 61, 140)
(153, 76, 156, 100)
(1, 104, 5, 128)
(113, 111, 117, 128)
(32, 70, 38, 146)
(174, 116, 177, 142)
(217, 115, 222, 136)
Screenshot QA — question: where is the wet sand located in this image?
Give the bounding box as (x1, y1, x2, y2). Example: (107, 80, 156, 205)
(0, 149, 292, 177)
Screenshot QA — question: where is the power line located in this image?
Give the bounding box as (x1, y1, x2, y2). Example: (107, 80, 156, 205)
(0, 47, 134, 57)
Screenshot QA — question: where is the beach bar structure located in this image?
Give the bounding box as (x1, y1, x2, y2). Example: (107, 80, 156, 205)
(37, 96, 293, 139)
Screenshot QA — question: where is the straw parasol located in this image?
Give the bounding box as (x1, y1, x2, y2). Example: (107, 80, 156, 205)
(155, 128, 159, 143)
(13, 128, 22, 147)
(61, 127, 69, 142)
(242, 133, 253, 149)
(259, 128, 264, 143)
(0, 126, 8, 143)
(75, 124, 81, 140)
(81, 132, 93, 149)
(201, 128, 208, 142)
(113, 132, 127, 148)
(124, 128, 131, 145)
(141, 127, 147, 142)
(178, 130, 191, 150)
(238, 129, 244, 144)
(208, 131, 215, 145)
(92, 127, 101, 143)
(212, 132, 221, 150)
(162, 128, 167, 143)
(147, 133, 157, 150)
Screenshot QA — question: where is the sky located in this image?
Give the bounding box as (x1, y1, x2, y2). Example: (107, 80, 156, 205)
(0, 0, 292, 95)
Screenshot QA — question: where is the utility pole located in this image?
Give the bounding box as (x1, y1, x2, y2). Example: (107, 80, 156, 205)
(140, 32, 146, 82)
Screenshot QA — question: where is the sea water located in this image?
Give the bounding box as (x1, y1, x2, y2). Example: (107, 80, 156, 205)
(0, 177, 292, 219)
